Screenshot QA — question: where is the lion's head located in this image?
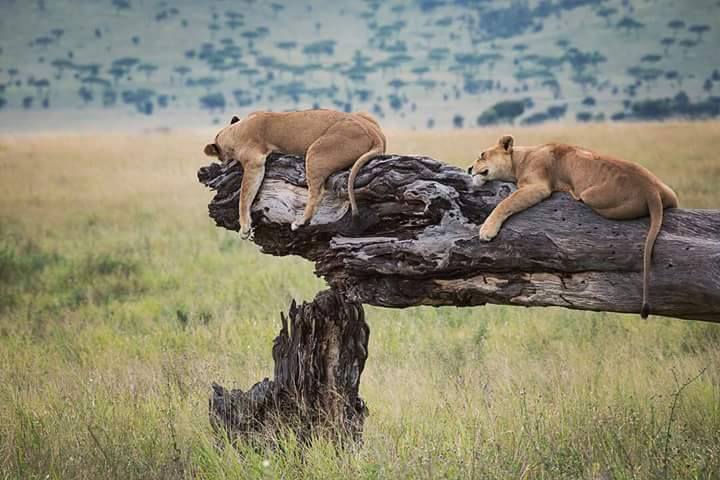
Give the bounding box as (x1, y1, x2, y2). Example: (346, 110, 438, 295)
(467, 134, 515, 187)
(203, 115, 241, 163)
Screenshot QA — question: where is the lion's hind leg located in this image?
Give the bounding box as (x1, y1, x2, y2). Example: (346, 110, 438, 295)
(292, 128, 367, 230)
(578, 185, 619, 211)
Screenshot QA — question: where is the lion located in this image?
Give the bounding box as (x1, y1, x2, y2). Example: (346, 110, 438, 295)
(467, 134, 678, 318)
(203, 109, 386, 238)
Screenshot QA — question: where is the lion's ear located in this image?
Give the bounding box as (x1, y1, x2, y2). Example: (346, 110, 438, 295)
(204, 143, 219, 157)
(230, 115, 240, 125)
(499, 134, 514, 152)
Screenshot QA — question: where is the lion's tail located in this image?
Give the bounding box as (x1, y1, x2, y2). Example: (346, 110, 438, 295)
(348, 146, 385, 218)
(641, 190, 664, 318)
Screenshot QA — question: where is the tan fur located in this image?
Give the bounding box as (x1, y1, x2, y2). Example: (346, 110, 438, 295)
(204, 109, 386, 237)
(468, 134, 679, 318)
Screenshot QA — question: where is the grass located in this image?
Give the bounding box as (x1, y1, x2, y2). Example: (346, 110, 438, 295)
(1, 122, 719, 479)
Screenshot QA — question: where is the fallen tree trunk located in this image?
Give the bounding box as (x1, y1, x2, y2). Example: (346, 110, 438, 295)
(198, 153, 720, 322)
(209, 289, 369, 445)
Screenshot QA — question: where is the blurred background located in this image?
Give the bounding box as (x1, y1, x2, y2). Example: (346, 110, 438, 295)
(1, 0, 719, 132)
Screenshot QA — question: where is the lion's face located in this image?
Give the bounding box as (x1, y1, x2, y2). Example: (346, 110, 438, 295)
(203, 116, 241, 163)
(467, 134, 515, 187)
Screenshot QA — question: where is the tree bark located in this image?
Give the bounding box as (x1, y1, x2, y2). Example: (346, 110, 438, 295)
(209, 289, 369, 445)
(198, 153, 720, 323)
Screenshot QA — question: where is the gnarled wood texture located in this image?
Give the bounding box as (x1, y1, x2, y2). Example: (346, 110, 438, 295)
(209, 289, 369, 444)
(198, 153, 720, 322)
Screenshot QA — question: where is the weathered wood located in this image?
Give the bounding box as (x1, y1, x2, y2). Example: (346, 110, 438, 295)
(198, 153, 720, 322)
(209, 289, 369, 444)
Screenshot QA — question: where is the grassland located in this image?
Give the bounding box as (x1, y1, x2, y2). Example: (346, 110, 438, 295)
(1, 122, 719, 479)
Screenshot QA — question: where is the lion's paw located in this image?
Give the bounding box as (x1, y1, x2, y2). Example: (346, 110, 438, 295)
(290, 221, 303, 232)
(478, 222, 498, 242)
(239, 225, 254, 240)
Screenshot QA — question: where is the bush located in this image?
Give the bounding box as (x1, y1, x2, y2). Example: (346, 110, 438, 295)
(199, 92, 226, 112)
(576, 111, 592, 122)
(477, 99, 529, 126)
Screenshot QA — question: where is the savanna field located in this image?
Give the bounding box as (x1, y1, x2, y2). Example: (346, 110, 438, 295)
(1, 122, 720, 479)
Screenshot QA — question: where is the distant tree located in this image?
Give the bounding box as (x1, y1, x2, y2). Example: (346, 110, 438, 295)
(452, 114, 464, 129)
(276, 41, 297, 51)
(678, 38, 698, 54)
(546, 104, 567, 119)
(112, 0, 130, 9)
(102, 89, 117, 107)
(77, 86, 93, 104)
(173, 66, 191, 78)
(576, 111, 593, 122)
(660, 37, 675, 55)
(477, 99, 529, 125)
(571, 73, 598, 92)
(667, 19, 685, 36)
(627, 66, 663, 85)
(388, 94, 403, 111)
(542, 78, 561, 98)
(137, 63, 158, 79)
(241, 30, 260, 47)
(200, 93, 226, 113)
(113, 57, 140, 69)
(270, 2, 284, 16)
(596, 7, 617, 26)
(582, 96, 596, 106)
(31, 36, 54, 48)
(186, 76, 221, 91)
(131, 35, 140, 45)
(640, 54, 662, 63)
(688, 24, 711, 42)
(617, 16, 644, 34)
(412, 66, 430, 77)
(302, 40, 336, 58)
(108, 66, 125, 84)
(232, 89, 253, 107)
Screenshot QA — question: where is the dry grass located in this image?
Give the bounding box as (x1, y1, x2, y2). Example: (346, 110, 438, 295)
(1, 122, 719, 479)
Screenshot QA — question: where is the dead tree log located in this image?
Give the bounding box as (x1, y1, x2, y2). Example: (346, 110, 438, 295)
(209, 289, 369, 445)
(198, 153, 720, 323)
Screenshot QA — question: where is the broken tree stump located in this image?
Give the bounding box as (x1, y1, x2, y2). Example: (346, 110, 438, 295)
(198, 153, 720, 323)
(209, 289, 369, 445)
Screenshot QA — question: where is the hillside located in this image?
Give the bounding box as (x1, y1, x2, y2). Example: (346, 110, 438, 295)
(0, 0, 719, 131)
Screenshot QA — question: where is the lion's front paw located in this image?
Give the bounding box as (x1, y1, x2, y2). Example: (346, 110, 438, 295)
(290, 221, 304, 232)
(239, 223, 254, 240)
(478, 222, 499, 242)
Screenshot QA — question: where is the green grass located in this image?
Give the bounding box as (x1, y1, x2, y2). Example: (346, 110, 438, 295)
(1, 125, 719, 479)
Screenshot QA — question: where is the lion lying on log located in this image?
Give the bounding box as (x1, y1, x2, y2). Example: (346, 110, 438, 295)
(203, 109, 386, 239)
(468, 134, 679, 318)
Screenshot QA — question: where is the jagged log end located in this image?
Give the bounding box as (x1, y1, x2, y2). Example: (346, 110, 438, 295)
(208, 289, 369, 446)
